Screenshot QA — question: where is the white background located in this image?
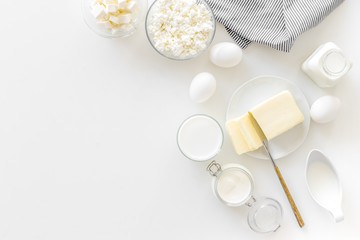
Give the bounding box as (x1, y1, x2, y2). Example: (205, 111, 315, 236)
(0, 0, 359, 239)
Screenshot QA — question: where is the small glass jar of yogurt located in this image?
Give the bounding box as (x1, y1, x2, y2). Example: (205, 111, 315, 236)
(207, 161, 283, 233)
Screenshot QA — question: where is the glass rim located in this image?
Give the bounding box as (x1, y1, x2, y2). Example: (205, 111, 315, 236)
(177, 114, 224, 162)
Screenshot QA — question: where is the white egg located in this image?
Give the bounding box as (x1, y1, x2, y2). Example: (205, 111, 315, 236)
(189, 72, 216, 103)
(310, 96, 341, 123)
(210, 42, 243, 68)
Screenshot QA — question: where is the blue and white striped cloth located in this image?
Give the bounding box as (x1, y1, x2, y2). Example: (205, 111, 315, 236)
(205, 0, 344, 52)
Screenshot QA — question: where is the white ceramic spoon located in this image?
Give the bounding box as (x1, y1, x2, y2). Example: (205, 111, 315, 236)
(306, 149, 344, 222)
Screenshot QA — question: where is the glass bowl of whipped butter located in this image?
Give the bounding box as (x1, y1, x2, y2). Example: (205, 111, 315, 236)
(82, 0, 148, 38)
(145, 0, 216, 60)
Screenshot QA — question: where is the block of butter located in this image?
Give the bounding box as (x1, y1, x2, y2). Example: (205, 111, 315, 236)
(250, 90, 304, 140)
(226, 112, 268, 155)
(236, 113, 264, 150)
(225, 120, 250, 155)
(226, 90, 304, 155)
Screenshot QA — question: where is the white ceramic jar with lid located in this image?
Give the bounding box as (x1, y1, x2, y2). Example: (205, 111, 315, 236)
(302, 42, 351, 88)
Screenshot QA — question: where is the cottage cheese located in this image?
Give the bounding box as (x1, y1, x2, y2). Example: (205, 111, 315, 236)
(147, 0, 214, 59)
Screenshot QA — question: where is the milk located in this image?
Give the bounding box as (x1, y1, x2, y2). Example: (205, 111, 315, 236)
(177, 115, 223, 161)
(302, 42, 351, 88)
(307, 161, 340, 206)
(305, 149, 344, 222)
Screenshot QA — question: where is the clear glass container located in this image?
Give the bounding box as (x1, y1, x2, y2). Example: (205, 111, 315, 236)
(302, 42, 352, 88)
(207, 161, 283, 233)
(145, 0, 216, 60)
(81, 0, 148, 38)
(177, 114, 223, 162)
(322, 50, 349, 77)
(247, 197, 283, 233)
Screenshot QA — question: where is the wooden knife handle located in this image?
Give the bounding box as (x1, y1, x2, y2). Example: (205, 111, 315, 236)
(275, 166, 305, 228)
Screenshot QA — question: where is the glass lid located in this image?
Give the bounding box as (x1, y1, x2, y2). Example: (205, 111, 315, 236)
(247, 197, 283, 233)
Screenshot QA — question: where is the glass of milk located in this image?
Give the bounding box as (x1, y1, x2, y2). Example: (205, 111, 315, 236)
(177, 114, 223, 161)
(207, 161, 283, 233)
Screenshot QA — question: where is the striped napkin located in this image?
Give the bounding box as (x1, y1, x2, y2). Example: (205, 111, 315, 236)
(205, 0, 344, 52)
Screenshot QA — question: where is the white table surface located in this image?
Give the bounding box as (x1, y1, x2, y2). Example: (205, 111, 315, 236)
(1, 0, 359, 239)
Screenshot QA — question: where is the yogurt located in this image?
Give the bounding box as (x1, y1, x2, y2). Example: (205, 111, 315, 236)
(212, 164, 254, 206)
(216, 168, 253, 205)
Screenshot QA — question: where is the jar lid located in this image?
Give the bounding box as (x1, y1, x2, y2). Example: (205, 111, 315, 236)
(247, 197, 283, 233)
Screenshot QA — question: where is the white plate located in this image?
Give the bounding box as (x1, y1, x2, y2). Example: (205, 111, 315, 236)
(226, 76, 310, 160)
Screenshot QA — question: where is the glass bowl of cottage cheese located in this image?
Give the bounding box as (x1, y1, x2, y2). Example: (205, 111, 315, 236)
(82, 0, 148, 38)
(145, 0, 216, 60)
